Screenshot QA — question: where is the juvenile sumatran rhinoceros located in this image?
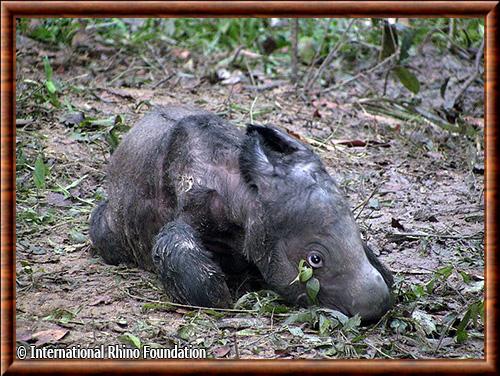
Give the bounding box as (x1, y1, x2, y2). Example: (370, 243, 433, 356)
(90, 105, 393, 322)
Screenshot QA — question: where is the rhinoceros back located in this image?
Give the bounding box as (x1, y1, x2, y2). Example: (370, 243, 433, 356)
(104, 105, 212, 269)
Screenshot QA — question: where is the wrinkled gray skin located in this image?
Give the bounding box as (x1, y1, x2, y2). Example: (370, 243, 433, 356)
(90, 105, 393, 322)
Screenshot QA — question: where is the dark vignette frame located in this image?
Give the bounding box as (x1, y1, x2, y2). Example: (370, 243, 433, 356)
(0, 1, 497, 375)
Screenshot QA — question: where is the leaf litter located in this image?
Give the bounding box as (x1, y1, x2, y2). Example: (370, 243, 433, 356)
(15, 19, 484, 359)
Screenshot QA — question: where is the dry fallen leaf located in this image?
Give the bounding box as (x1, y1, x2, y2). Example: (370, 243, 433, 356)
(100, 87, 154, 102)
(31, 328, 69, 346)
(170, 48, 191, 60)
(285, 128, 304, 142)
(46, 192, 72, 207)
(213, 345, 231, 358)
(89, 295, 113, 306)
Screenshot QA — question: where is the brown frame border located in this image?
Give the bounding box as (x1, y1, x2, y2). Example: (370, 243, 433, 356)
(1, 1, 497, 374)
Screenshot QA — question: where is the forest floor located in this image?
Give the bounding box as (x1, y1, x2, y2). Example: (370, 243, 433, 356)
(15, 25, 484, 359)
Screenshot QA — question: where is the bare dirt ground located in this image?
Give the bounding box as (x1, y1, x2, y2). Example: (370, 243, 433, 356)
(15, 26, 484, 359)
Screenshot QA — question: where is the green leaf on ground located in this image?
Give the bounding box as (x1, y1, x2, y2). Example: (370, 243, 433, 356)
(33, 154, 49, 189)
(46, 80, 57, 94)
(393, 66, 420, 94)
(288, 326, 304, 337)
(119, 332, 142, 349)
(43, 56, 53, 81)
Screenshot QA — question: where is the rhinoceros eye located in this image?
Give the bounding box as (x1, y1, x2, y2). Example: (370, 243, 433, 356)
(307, 251, 323, 269)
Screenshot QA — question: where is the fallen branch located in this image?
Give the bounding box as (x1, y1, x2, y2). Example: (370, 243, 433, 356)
(357, 97, 460, 132)
(387, 231, 483, 243)
(332, 139, 390, 148)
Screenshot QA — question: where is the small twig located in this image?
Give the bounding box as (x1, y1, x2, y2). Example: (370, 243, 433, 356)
(230, 45, 245, 66)
(447, 19, 455, 50)
(243, 332, 273, 349)
(351, 40, 381, 51)
(354, 181, 385, 220)
(270, 307, 275, 331)
(122, 287, 259, 314)
(249, 95, 259, 124)
(244, 57, 257, 88)
(340, 331, 359, 358)
(147, 43, 169, 73)
(324, 51, 399, 93)
(233, 334, 240, 359)
(446, 280, 469, 305)
(434, 312, 460, 354)
(312, 130, 336, 149)
(47, 218, 89, 230)
(66, 73, 90, 83)
(16, 81, 45, 104)
(365, 341, 395, 359)
(390, 269, 433, 275)
(291, 19, 299, 84)
(302, 19, 330, 87)
(388, 231, 483, 241)
(394, 343, 418, 359)
(243, 80, 286, 92)
(418, 27, 470, 59)
(302, 19, 331, 88)
(358, 97, 458, 131)
(139, 53, 163, 74)
(130, 278, 162, 292)
(382, 68, 391, 96)
(444, 36, 484, 111)
(109, 65, 141, 85)
(305, 19, 356, 92)
(220, 82, 236, 116)
(304, 136, 336, 152)
(151, 72, 175, 89)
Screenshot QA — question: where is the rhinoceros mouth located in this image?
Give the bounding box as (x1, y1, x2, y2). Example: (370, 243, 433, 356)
(294, 293, 308, 307)
(295, 293, 348, 316)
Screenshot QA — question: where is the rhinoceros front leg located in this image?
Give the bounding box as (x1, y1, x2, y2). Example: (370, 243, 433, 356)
(152, 219, 232, 308)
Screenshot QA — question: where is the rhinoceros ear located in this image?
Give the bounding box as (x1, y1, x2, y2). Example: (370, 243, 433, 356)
(239, 123, 310, 191)
(246, 124, 307, 154)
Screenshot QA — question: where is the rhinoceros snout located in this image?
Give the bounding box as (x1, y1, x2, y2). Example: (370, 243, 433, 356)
(321, 266, 392, 323)
(348, 271, 392, 323)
